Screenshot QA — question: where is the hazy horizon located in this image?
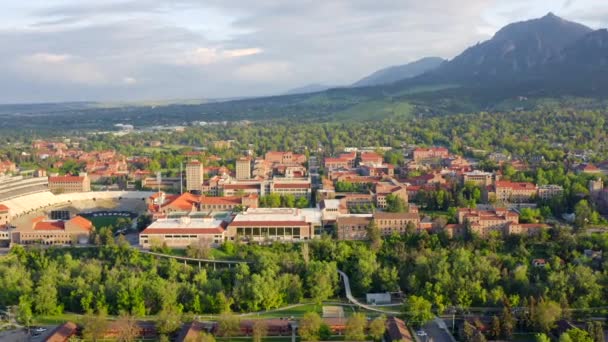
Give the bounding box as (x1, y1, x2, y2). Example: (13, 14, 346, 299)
(0, 0, 605, 104)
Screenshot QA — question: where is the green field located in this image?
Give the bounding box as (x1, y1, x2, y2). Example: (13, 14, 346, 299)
(89, 216, 121, 229)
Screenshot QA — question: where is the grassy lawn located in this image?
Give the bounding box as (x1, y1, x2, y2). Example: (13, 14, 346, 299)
(251, 303, 320, 319)
(90, 216, 121, 229)
(210, 248, 233, 260)
(33, 313, 85, 325)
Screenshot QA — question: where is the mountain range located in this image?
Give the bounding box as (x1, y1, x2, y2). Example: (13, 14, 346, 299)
(3, 12, 607, 130)
(351, 57, 445, 87)
(284, 12, 608, 111)
(285, 57, 445, 94)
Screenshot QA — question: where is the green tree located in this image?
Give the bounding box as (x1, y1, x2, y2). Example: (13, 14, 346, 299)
(562, 328, 593, 342)
(574, 200, 592, 229)
(252, 320, 268, 342)
(82, 310, 109, 342)
(34, 270, 59, 315)
(533, 300, 562, 333)
(500, 306, 515, 339)
(369, 315, 387, 341)
(386, 194, 407, 213)
(156, 305, 183, 336)
(345, 313, 366, 341)
(306, 261, 338, 304)
(217, 312, 241, 340)
(366, 220, 383, 251)
(405, 295, 434, 327)
(535, 333, 551, 342)
(299, 312, 322, 341)
(16, 295, 33, 328)
(319, 323, 332, 340)
(591, 322, 604, 342)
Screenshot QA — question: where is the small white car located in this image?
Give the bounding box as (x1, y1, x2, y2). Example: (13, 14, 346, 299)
(416, 330, 427, 337)
(34, 327, 47, 333)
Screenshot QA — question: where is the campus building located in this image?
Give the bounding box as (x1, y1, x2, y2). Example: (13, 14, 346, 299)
(444, 207, 548, 238)
(0, 204, 9, 227)
(335, 211, 421, 240)
(235, 157, 252, 180)
(185, 160, 203, 192)
(412, 147, 449, 161)
(147, 192, 258, 218)
(48, 174, 91, 193)
(139, 216, 226, 248)
(226, 207, 320, 242)
(462, 170, 494, 186)
(537, 184, 564, 200)
(15, 215, 93, 245)
(484, 181, 537, 203)
(264, 151, 307, 165)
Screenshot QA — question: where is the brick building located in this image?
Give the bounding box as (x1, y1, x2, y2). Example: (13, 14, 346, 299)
(412, 147, 449, 161)
(48, 174, 91, 193)
(444, 207, 548, 238)
(15, 215, 93, 245)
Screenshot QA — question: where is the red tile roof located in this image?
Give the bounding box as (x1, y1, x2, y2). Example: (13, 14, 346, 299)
(34, 220, 65, 231)
(49, 176, 85, 183)
(163, 192, 199, 211)
(0, 204, 9, 212)
(46, 321, 78, 342)
(68, 216, 93, 231)
(199, 196, 242, 205)
(386, 317, 414, 342)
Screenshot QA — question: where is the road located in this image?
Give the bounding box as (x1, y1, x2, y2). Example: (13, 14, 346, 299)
(338, 270, 455, 342)
(424, 318, 457, 342)
(337, 270, 400, 315)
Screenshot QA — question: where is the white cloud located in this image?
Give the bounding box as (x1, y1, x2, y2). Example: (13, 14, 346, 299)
(18, 52, 107, 85)
(0, 1, 603, 103)
(233, 61, 292, 81)
(123, 76, 137, 85)
(178, 47, 262, 65)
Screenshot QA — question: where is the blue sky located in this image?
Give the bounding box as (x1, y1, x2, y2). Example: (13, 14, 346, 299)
(0, 0, 605, 103)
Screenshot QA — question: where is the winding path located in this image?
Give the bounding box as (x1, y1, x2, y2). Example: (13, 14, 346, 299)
(337, 270, 401, 315)
(139, 249, 250, 265)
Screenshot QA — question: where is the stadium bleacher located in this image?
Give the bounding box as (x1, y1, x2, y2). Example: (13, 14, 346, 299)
(0, 191, 156, 217)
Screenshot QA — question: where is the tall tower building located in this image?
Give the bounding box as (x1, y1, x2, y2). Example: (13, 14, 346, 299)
(236, 157, 252, 180)
(185, 160, 203, 192)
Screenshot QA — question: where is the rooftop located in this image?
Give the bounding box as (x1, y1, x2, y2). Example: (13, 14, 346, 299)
(233, 207, 322, 225)
(144, 217, 224, 230)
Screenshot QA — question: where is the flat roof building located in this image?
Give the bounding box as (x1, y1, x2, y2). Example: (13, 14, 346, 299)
(227, 207, 320, 242)
(186, 160, 203, 192)
(139, 216, 226, 248)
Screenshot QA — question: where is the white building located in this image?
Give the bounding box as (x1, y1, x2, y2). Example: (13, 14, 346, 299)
(139, 216, 225, 248)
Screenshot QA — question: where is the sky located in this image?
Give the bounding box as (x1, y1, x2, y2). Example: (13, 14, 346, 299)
(0, 0, 605, 104)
